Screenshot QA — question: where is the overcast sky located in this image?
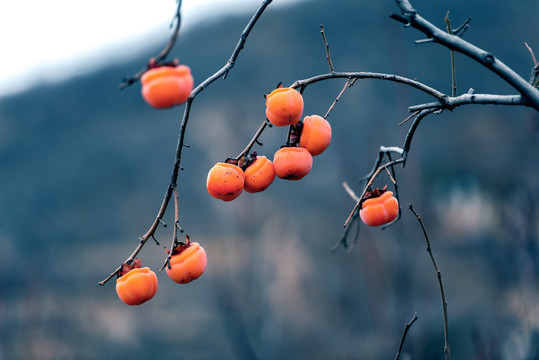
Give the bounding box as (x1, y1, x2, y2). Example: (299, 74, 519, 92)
(0, 0, 302, 97)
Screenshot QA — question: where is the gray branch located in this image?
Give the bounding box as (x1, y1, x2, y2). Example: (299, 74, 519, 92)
(392, 0, 539, 111)
(409, 93, 526, 112)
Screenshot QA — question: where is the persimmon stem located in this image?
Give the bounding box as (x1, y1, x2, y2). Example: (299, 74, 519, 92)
(343, 156, 405, 228)
(235, 119, 270, 160)
(119, 0, 183, 89)
(409, 204, 451, 360)
(161, 187, 181, 272)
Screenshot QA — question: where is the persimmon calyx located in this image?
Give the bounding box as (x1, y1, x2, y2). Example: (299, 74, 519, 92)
(147, 57, 180, 70)
(361, 185, 389, 204)
(119, 258, 142, 277)
(263, 82, 284, 99)
(169, 234, 192, 256)
(288, 122, 304, 146)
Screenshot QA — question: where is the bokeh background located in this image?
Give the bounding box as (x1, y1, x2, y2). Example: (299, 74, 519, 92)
(1, 0, 538, 359)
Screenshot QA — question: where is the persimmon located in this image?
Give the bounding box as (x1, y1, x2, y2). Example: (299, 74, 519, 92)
(166, 242, 207, 284)
(141, 64, 194, 108)
(265, 87, 304, 126)
(243, 155, 275, 193)
(207, 162, 245, 201)
(116, 267, 158, 306)
(360, 190, 399, 226)
(272, 147, 313, 180)
(299, 115, 332, 156)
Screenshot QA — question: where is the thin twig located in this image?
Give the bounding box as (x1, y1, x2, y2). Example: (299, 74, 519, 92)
(409, 204, 451, 360)
(445, 11, 457, 97)
(395, 313, 419, 360)
(235, 119, 270, 160)
(342, 181, 361, 202)
(159, 187, 181, 272)
(398, 110, 421, 126)
(525, 42, 538, 67)
(331, 210, 360, 253)
(402, 109, 438, 157)
(451, 17, 471, 37)
(525, 42, 539, 87)
(320, 25, 335, 73)
(119, 0, 184, 89)
(324, 78, 355, 119)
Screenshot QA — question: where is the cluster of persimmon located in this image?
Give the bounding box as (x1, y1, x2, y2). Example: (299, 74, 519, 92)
(115, 237, 207, 306)
(206, 87, 332, 201)
(115, 65, 203, 306)
(359, 186, 399, 227)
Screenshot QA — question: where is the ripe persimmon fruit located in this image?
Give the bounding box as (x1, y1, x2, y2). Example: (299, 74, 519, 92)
(273, 147, 313, 180)
(116, 267, 158, 306)
(299, 115, 332, 156)
(243, 155, 275, 193)
(360, 190, 399, 226)
(265, 87, 304, 126)
(141, 64, 194, 108)
(166, 242, 207, 284)
(207, 162, 245, 201)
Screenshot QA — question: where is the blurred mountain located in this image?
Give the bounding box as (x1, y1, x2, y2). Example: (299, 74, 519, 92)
(0, 0, 538, 359)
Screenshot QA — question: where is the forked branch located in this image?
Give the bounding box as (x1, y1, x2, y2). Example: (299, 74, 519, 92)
(391, 0, 539, 110)
(99, 0, 274, 286)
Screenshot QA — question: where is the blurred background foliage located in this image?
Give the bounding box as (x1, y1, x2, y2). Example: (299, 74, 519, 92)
(0, 0, 538, 359)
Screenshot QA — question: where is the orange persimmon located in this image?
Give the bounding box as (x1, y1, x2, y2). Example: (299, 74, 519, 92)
(166, 242, 207, 284)
(116, 267, 158, 306)
(272, 147, 313, 180)
(299, 115, 332, 156)
(141, 64, 194, 108)
(243, 156, 275, 193)
(206, 162, 245, 201)
(360, 190, 399, 226)
(265, 87, 304, 126)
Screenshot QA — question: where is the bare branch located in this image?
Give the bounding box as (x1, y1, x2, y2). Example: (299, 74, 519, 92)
(324, 78, 355, 119)
(320, 25, 335, 73)
(290, 72, 447, 103)
(342, 181, 361, 202)
(445, 11, 457, 97)
(525, 42, 539, 87)
(395, 313, 419, 360)
(398, 110, 421, 126)
(409, 204, 451, 360)
(119, 0, 184, 89)
(99, 0, 274, 286)
(402, 109, 438, 157)
(392, 0, 539, 110)
(451, 17, 471, 37)
(409, 93, 527, 112)
(235, 119, 270, 160)
(525, 42, 538, 67)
